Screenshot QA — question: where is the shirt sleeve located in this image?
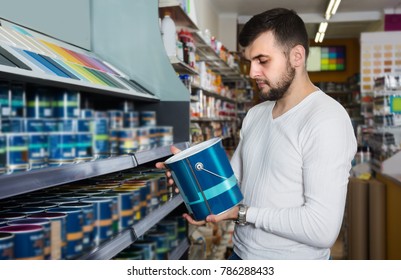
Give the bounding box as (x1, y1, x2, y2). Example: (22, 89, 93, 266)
(246, 115, 357, 248)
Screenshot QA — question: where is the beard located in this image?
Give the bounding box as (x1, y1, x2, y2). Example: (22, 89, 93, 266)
(258, 63, 296, 101)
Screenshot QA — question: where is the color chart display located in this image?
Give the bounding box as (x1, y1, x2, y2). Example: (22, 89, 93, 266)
(0, 20, 153, 99)
(360, 31, 401, 93)
(307, 46, 346, 72)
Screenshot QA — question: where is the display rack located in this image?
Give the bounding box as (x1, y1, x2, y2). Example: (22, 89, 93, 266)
(0, 142, 189, 200)
(78, 195, 185, 260)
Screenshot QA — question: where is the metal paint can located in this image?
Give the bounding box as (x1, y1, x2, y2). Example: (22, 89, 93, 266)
(137, 127, 150, 151)
(80, 197, 113, 246)
(77, 119, 91, 132)
(123, 111, 139, 128)
(118, 128, 138, 154)
(0, 232, 14, 260)
(60, 202, 94, 250)
(75, 132, 93, 162)
(0, 212, 26, 221)
(0, 81, 10, 117)
(0, 224, 44, 260)
(28, 133, 47, 168)
(159, 126, 174, 147)
(27, 87, 53, 118)
(5, 133, 29, 173)
(140, 111, 156, 127)
(93, 117, 109, 158)
(47, 132, 76, 165)
(92, 193, 119, 234)
(10, 83, 26, 117)
(43, 119, 58, 132)
(56, 118, 76, 132)
(52, 90, 79, 119)
(8, 218, 51, 259)
(1, 117, 25, 133)
(157, 219, 178, 249)
(109, 190, 134, 230)
(28, 212, 67, 260)
(80, 109, 94, 119)
(130, 239, 157, 260)
(24, 118, 44, 133)
(107, 110, 124, 129)
(164, 137, 243, 221)
(46, 207, 83, 259)
(145, 231, 169, 260)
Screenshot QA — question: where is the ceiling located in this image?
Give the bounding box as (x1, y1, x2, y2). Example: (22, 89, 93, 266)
(210, 0, 401, 40)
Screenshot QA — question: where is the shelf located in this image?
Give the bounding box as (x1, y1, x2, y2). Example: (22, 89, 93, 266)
(191, 84, 236, 103)
(159, 2, 198, 31)
(169, 56, 199, 75)
(168, 237, 190, 260)
(0, 142, 189, 200)
(78, 195, 184, 260)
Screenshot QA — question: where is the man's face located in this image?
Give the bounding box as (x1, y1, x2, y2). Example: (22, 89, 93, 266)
(244, 31, 296, 101)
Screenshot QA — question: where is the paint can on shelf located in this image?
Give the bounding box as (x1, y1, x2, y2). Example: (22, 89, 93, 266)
(123, 111, 139, 128)
(140, 111, 156, 127)
(26, 87, 53, 118)
(164, 137, 243, 221)
(0, 224, 44, 260)
(5, 133, 29, 173)
(75, 132, 93, 162)
(0, 134, 5, 174)
(80, 197, 113, 246)
(47, 132, 76, 165)
(8, 218, 51, 259)
(0, 232, 14, 260)
(52, 90, 80, 119)
(28, 212, 67, 260)
(46, 207, 84, 259)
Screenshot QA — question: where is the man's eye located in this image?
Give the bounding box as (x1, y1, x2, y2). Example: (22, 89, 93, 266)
(258, 59, 268, 64)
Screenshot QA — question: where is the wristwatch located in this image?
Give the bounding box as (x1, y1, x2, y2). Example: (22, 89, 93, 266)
(235, 204, 248, 226)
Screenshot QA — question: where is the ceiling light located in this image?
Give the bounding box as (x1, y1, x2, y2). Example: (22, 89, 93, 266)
(325, 0, 341, 20)
(314, 32, 325, 43)
(318, 22, 328, 33)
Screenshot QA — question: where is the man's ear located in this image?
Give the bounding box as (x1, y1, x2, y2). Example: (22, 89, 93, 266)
(290, 45, 306, 68)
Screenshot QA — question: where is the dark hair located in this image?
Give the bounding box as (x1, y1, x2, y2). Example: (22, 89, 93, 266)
(238, 8, 309, 58)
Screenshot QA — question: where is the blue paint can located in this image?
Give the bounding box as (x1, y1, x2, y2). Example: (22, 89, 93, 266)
(43, 119, 58, 132)
(9, 83, 26, 118)
(8, 218, 52, 259)
(56, 118, 76, 132)
(5, 133, 29, 173)
(107, 110, 123, 129)
(52, 90, 79, 119)
(27, 87, 53, 118)
(145, 231, 169, 260)
(28, 212, 67, 260)
(118, 128, 138, 154)
(109, 190, 134, 230)
(60, 202, 94, 250)
(93, 193, 119, 234)
(140, 111, 156, 127)
(46, 207, 84, 259)
(0, 232, 14, 260)
(80, 109, 94, 119)
(165, 137, 243, 221)
(137, 127, 150, 151)
(80, 197, 113, 246)
(47, 132, 76, 165)
(1, 117, 25, 133)
(77, 119, 91, 132)
(0, 224, 44, 260)
(75, 132, 93, 162)
(24, 118, 44, 133)
(130, 239, 157, 260)
(123, 111, 139, 128)
(28, 133, 47, 168)
(157, 219, 178, 249)
(93, 117, 109, 158)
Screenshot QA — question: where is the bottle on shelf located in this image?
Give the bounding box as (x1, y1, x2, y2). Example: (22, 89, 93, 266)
(161, 12, 177, 58)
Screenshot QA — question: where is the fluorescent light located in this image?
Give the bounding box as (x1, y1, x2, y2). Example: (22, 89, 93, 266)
(325, 0, 341, 20)
(314, 32, 320, 43)
(318, 32, 325, 43)
(332, 0, 342, 15)
(319, 22, 328, 33)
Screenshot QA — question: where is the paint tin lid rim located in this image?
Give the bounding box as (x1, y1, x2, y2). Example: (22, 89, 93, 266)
(165, 137, 221, 164)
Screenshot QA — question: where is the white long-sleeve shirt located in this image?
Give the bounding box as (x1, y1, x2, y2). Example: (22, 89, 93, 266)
(231, 89, 357, 260)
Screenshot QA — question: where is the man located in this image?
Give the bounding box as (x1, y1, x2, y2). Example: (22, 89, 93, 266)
(157, 8, 356, 260)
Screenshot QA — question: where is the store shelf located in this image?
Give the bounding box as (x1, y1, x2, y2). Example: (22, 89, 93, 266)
(169, 56, 199, 75)
(191, 117, 236, 122)
(168, 237, 190, 260)
(0, 142, 189, 200)
(159, 1, 198, 31)
(78, 195, 184, 260)
(192, 84, 236, 103)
